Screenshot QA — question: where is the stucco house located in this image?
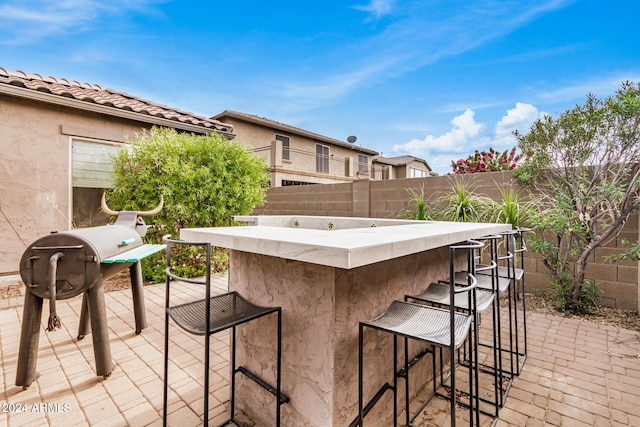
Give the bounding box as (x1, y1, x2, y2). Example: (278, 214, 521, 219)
(211, 110, 380, 187)
(372, 155, 436, 179)
(0, 68, 233, 275)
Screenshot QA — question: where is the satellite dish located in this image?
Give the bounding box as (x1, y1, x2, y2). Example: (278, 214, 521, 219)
(347, 135, 357, 143)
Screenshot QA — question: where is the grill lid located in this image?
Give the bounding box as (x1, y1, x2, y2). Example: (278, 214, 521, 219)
(20, 225, 142, 300)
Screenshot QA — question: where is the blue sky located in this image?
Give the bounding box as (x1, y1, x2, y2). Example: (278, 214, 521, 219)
(2, 0, 639, 174)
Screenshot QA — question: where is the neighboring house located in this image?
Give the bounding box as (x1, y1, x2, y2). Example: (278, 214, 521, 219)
(0, 68, 233, 275)
(372, 155, 436, 179)
(212, 110, 379, 187)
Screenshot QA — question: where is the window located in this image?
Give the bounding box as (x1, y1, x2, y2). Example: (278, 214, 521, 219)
(316, 144, 330, 173)
(382, 166, 390, 180)
(71, 139, 122, 227)
(357, 154, 369, 173)
(276, 134, 290, 160)
(410, 167, 428, 178)
(72, 139, 121, 188)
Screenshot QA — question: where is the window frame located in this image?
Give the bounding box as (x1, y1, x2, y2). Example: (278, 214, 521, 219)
(276, 134, 290, 161)
(410, 167, 428, 178)
(357, 154, 369, 173)
(316, 143, 330, 173)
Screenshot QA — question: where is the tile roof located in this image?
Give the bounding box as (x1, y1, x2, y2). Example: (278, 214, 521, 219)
(374, 154, 432, 169)
(213, 110, 378, 155)
(0, 67, 233, 135)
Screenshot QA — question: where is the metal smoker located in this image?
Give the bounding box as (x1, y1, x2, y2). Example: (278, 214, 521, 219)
(15, 194, 165, 388)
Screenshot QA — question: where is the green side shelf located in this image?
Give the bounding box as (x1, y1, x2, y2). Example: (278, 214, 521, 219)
(101, 244, 166, 264)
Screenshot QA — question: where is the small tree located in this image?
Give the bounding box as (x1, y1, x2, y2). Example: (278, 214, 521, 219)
(515, 82, 640, 312)
(106, 126, 270, 279)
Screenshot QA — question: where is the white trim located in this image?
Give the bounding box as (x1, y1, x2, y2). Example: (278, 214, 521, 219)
(68, 136, 73, 230)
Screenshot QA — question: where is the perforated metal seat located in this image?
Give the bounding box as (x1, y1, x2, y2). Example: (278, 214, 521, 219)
(167, 291, 277, 335)
(413, 282, 495, 313)
(406, 235, 502, 418)
(478, 265, 524, 281)
(362, 300, 473, 348)
(357, 241, 482, 427)
(454, 271, 511, 293)
(492, 228, 531, 376)
(162, 236, 287, 427)
(464, 230, 529, 384)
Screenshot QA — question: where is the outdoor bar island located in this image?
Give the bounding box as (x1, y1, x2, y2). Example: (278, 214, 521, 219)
(180, 215, 510, 426)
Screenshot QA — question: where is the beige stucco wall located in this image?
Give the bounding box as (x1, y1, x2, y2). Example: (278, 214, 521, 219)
(229, 247, 452, 426)
(0, 95, 154, 275)
(255, 172, 640, 312)
(221, 117, 373, 186)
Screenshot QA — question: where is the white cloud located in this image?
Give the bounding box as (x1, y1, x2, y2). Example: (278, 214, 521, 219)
(352, 0, 395, 19)
(0, 0, 163, 41)
(270, 0, 574, 111)
(537, 73, 640, 104)
(492, 103, 545, 148)
(392, 109, 484, 154)
(392, 103, 549, 174)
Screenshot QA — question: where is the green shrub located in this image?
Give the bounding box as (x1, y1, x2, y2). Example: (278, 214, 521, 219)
(107, 126, 270, 280)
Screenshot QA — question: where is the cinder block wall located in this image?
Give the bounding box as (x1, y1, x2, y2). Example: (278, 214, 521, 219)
(255, 172, 639, 312)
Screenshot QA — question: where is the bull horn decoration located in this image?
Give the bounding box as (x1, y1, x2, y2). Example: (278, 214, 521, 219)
(101, 193, 163, 217)
(137, 195, 164, 217)
(101, 193, 119, 216)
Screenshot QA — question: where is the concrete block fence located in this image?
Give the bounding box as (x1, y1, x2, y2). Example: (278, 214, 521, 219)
(253, 171, 639, 312)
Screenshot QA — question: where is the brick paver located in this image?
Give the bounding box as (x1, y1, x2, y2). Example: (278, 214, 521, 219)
(1, 275, 639, 426)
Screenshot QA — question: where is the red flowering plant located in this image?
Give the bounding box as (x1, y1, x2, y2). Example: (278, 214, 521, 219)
(451, 146, 522, 174)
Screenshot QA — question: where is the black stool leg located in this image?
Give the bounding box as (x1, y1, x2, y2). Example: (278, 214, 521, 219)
(393, 334, 398, 427)
(162, 257, 171, 427)
(230, 325, 237, 423)
(358, 323, 364, 426)
(276, 309, 282, 426)
(404, 337, 410, 427)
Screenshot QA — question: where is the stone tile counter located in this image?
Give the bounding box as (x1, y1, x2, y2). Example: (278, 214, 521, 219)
(181, 215, 510, 426)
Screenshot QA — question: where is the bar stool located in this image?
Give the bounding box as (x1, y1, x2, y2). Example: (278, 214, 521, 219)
(405, 235, 501, 419)
(162, 236, 287, 427)
(357, 240, 482, 427)
(476, 229, 527, 377)
(512, 227, 531, 371)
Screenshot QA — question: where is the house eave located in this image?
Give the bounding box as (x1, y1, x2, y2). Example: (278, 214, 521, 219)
(214, 110, 378, 155)
(0, 84, 235, 138)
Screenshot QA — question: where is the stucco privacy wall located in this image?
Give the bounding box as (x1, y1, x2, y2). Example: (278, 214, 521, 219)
(0, 96, 152, 275)
(255, 171, 640, 312)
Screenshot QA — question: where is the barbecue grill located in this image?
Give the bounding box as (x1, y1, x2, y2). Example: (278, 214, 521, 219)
(15, 194, 166, 388)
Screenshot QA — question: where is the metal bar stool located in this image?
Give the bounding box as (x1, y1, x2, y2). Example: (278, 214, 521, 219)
(457, 233, 513, 407)
(512, 227, 531, 372)
(405, 234, 501, 419)
(162, 236, 287, 427)
(476, 229, 528, 377)
(357, 240, 482, 427)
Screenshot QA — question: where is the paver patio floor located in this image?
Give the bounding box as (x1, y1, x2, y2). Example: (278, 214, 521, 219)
(1, 274, 639, 426)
